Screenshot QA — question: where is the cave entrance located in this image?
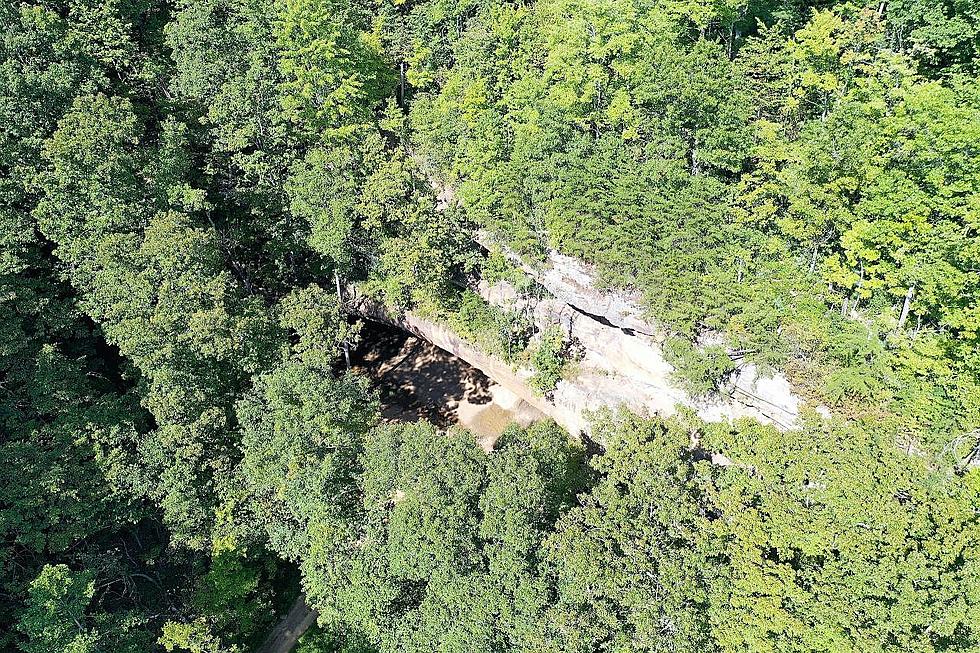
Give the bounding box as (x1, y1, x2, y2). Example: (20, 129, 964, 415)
(350, 320, 544, 450)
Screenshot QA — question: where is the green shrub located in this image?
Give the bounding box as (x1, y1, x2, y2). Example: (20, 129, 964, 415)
(530, 327, 567, 395)
(449, 289, 534, 362)
(663, 336, 736, 398)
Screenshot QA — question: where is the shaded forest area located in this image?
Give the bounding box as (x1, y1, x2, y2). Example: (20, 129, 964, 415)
(1, 0, 979, 652)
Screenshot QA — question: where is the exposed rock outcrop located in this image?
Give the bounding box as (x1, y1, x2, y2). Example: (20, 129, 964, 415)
(480, 280, 800, 433)
(476, 234, 803, 432)
(351, 228, 804, 438)
(476, 231, 659, 336)
(355, 285, 802, 440)
(351, 324, 544, 451)
(352, 295, 568, 429)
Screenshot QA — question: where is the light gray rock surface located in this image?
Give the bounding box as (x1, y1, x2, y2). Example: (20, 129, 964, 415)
(356, 292, 802, 441)
(474, 235, 803, 433)
(476, 231, 659, 336)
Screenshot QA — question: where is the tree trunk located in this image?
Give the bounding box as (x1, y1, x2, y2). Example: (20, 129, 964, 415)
(335, 270, 351, 370)
(897, 284, 914, 331)
(399, 62, 406, 106)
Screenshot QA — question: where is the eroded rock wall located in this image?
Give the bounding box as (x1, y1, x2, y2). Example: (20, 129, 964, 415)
(352, 224, 803, 437)
(352, 295, 574, 431)
(356, 279, 802, 440)
(476, 235, 803, 432)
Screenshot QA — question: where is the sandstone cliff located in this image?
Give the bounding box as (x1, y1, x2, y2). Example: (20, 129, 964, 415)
(354, 237, 804, 439)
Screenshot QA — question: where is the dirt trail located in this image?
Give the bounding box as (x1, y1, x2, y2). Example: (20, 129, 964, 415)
(255, 595, 317, 653)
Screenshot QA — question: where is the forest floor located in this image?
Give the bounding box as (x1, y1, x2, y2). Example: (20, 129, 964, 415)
(351, 322, 544, 450)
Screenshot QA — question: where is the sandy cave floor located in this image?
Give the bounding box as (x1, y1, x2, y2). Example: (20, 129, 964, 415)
(350, 323, 544, 450)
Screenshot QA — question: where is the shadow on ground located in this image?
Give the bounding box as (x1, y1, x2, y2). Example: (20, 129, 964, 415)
(351, 321, 543, 449)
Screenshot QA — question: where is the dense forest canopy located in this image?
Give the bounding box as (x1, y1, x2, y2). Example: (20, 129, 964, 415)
(1, 0, 979, 652)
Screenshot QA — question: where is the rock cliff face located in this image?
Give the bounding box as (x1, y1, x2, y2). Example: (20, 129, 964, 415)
(480, 285, 800, 435)
(476, 231, 660, 336)
(476, 236, 803, 433)
(355, 236, 804, 438)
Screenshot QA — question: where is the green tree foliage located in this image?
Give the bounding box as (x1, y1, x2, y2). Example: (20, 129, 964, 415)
(282, 408, 980, 653)
(17, 565, 100, 653)
(706, 415, 980, 651)
(883, 0, 980, 74)
(278, 0, 392, 138)
(4, 0, 980, 651)
(165, 0, 301, 287)
(238, 366, 378, 560)
(36, 94, 279, 545)
(529, 326, 568, 394)
(160, 548, 280, 653)
(0, 344, 144, 561)
(664, 336, 737, 396)
(537, 410, 980, 653)
(17, 561, 160, 653)
(737, 9, 980, 449)
(300, 421, 585, 653)
(542, 411, 721, 652)
(2, 0, 311, 649)
(234, 283, 378, 582)
(741, 11, 980, 340)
